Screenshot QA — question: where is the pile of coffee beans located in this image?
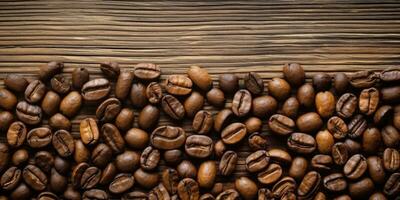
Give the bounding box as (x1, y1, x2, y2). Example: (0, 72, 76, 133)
(0, 62, 399, 200)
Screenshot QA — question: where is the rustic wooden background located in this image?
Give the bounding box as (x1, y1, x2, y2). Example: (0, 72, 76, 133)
(0, 0, 400, 195)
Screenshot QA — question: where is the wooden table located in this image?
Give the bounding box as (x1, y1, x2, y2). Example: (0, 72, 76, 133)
(0, 0, 399, 197)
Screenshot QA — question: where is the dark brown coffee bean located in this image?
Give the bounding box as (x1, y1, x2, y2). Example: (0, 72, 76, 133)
(0, 143, 9, 172)
(206, 88, 225, 108)
(83, 189, 108, 200)
(138, 104, 160, 130)
(130, 82, 148, 108)
(91, 143, 112, 168)
(80, 166, 101, 189)
(221, 122, 247, 145)
(71, 162, 89, 189)
(96, 98, 121, 122)
(51, 74, 71, 94)
(257, 163, 282, 185)
(327, 116, 348, 139)
(381, 86, 400, 103)
(200, 194, 215, 200)
(38, 191, 58, 200)
(10, 183, 31, 200)
(188, 66, 213, 91)
(362, 127, 382, 154)
(235, 177, 258, 200)
(349, 177, 374, 199)
(315, 91, 336, 118)
(178, 178, 199, 200)
(297, 171, 321, 199)
(125, 128, 149, 149)
(49, 113, 71, 130)
(72, 67, 89, 89)
(280, 96, 300, 119)
(268, 148, 292, 165)
(313, 73, 331, 91)
(214, 109, 234, 133)
(336, 93, 357, 118)
(311, 154, 333, 172)
(246, 150, 270, 173)
(151, 126, 186, 150)
(343, 154, 367, 180)
(216, 189, 240, 200)
(41, 91, 61, 116)
(7, 121, 27, 148)
(162, 168, 179, 195)
(268, 78, 291, 101)
(165, 75, 192, 96)
(25, 80, 46, 104)
(109, 173, 134, 194)
(185, 135, 213, 158)
(60, 91, 82, 117)
(0, 88, 17, 110)
(193, 110, 213, 134)
(184, 91, 204, 118)
(348, 114, 367, 138)
(177, 160, 197, 179)
(52, 130, 74, 157)
(334, 72, 349, 94)
(144, 82, 162, 104)
(140, 146, 160, 170)
(381, 125, 400, 147)
(198, 161, 217, 188)
(323, 173, 347, 192)
(97, 164, 116, 186)
(268, 114, 295, 136)
(0, 111, 14, 131)
(344, 138, 362, 155)
(288, 157, 308, 180)
(114, 71, 134, 100)
(219, 74, 239, 94)
(271, 177, 296, 199)
(39, 61, 63, 80)
(161, 94, 185, 120)
(258, 188, 274, 200)
(134, 168, 159, 189)
(115, 151, 140, 173)
(74, 139, 90, 163)
(248, 132, 268, 151)
(134, 63, 161, 81)
(332, 142, 349, 165)
(54, 156, 70, 175)
(380, 67, 400, 82)
(102, 123, 125, 153)
(1, 167, 21, 190)
(23, 164, 47, 191)
(81, 78, 111, 101)
(149, 184, 170, 200)
(244, 72, 263, 95)
(296, 112, 323, 133)
(297, 83, 315, 108)
(100, 61, 120, 79)
(283, 63, 305, 87)
(359, 87, 380, 115)
(49, 168, 67, 193)
(287, 132, 316, 154)
(164, 149, 183, 165)
(115, 108, 134, 131)
(367, 156, 386, 184)
(34, 151, 54, 173)
(384, 173, 400, 196)
(219, 151, 237, 176)
(80, 118, 99, 146)
(232, 89, 252, 117)
(383, 148, 400, 172)
(350, 70, 379, 88)
(374, 105, 393, 125)
(5, 74, 28, 93)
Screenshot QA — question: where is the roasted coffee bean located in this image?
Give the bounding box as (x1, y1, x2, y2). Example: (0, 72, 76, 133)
(252, 95, 278, 118)
(99, 163, 117, 185)
(206, 88, 225, 107)
(51, 74, 71, 94)
(193, 110, 213, 134)
(287, 132, 316, 154)
(114, 71, 134, 100)
(134, 168, 159, 189)
(115, 108, 134, 131)
(54, 156, 70, 175)
(115, 151, 140, 173)
(380, 67, 400, 82)
(102, 123, 125, 153)
(219, 74, 239, 94)
(1, 167, 21, 190)
(311, 154, 333, 172)
(100, 61, 120, 79)
(359, 87, 380, 115)
(138, 104, 160, 130)
(214, 109, 234, 133)
(257, 163, 282, 185)
(381, 86, 400, 103)
(367, 156, 386, 184)
(289, 157, 308, 180)
(271, 177, 296, 199)
(336, 93, 357, 118)
(185, 135, 213, 158)
(362, 127, 382, 154)
(232, 89, 252, 117)
(188, 65, 213, 91)
(268, 78, 291, 101)
(297, 83, 315, 108)
(332, 142, 349, 165)
(145, 82, 162, 104)
(49, 168, 67, 193)
(109, 173, 134, 194)
(297, 171, 321, 199)
(151, 126, 186, 150)
(82, 189, 108, 200)
(81, 78, 111, 101)
(184, 91, 204, 118)
(235, 177, 258, 200)
(178, 178, 200, 200)
(350, 70, 379, 88)
(149, 184, 170, 200)
(165, 75, 193, 96)
(200, 194, 215, 200)
(283, 63, 305, 87)
(91, 143, 112, 168)
(349, 177, 374, 199)
(49, 113, 71, 130)
(214, 140, 226, 158)
(34, 151, 54, 173)
(162, 168, 179, 195)
(383, 148, 400, 172)
(313, 73, 332, 91)
(381, 125, 400, 147)
(369, 192, 387, 200)
(384, 173, 400, 196)
(80, 118, 99, 146)
(10, 183, 31, 200)
(39, 61, 63, 80)
(41, 91, 61, 116)
(315, 91, 335, 118)
(343, 154, 367, 180)
(268, 114, 295, 136)
(216, 189, 240, 200)
(0, 143, 9, 173)
(198, 161, 217, 188)
(177, 160, 197, 179)
(5, 74, 28, 93)
(25, 80, 46, 103)
(134, 63, 161, 81)
(140, 146, 160, 170)
(96, 98, 121, 122)
(72, 67, 89, 89)
(246, 150, 270, 173)
(244, 72, 263, 95)
(0, 111, 14, 131)
(280, 96, 300, 119)
(344, 138, 362, 155)
(80, 166, 101, 189)
(221, 122, 247, 145)
(348, 114, 367, 138)
(323, 173, 347, 192)
(71, 140, 87, 164)
(219, 151, 237, 176)
(327, 116, 348, 139)
(23, 164, 47, 191)
(268, 148, 292, 165)
(52, 130, 74, 157)
(161, 95, 185, 120)
(60, 91, 82, 117)
(296, 112, 323, 133)
(72, 162, 89, 188)
(374, 105, 393, 125)
(164, 149, 183, 165)
(125, 128, 149, 149)
(316, 130, 334, 154)
(334, 72, 349, 94)
(246, 123, 263, 142)
(0, 88, 17, 110)
(7, 121, 27, 148)
(38, 191, 58, 200)
(258, 188, 274, 200)
(12, 149, 28, 166)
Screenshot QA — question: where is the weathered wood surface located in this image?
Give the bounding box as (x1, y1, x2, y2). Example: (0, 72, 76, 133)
(0, 0, 399, 180)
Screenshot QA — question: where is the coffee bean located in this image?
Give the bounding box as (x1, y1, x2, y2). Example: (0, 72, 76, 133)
(232, 89, 252, 117)
(245, 117, 262, 134)
(52, 130, 74, 157)
(315, 91, 336, 118)
(100, 61, 120, 79)
(193, 110, 213, 134)
(161, 94, 185, 120)
(7, 121, 27, 148)
(297, 171, 321, 199)
(34, 151, 54, 173)
(297, 83, 315, 108)
(145, 82, 163, 104)
(72, 67, 89, 89)
(0, 111, 14, 131)
(39, 61, 63, 80)
(96, 98, 121, 122)
(198, 161, 217, 188)
(109, 173, 134, 194)
(102, 123, 125, 153)
(219, 74, 239, 94)
(114, 71, 134, 100)
(60, 91, 82, 117)
(82, 189, 108, 200)
(99, 163, 117, 185)
(140, 146, 160, 170)
(64, 185, 80, 200)
(1, 167, 21, 190)
(219, 151, 237, 176)
(373, 105, 393, 125)
(332, 142, 349, 165)
(327, 116, 348, 139)
(271, 177, 296, 199)
(5, 74, 28, 93)
(25, 80, 46, 103)
(367, 156, 386, 184)
(287, 132, 316, 154)
(362, 127, 382, 154)
(214, 140, 226, 158)
(383, 173, 400, 196)
(184, 91, 204, 118)
(165, 75, 193, 96)
(323, 173, 347, 192)
(80, 118, 100, 146)
(258, 188, 274, 200)
(91, 143, 112, 168)
(214, 109, 234, 132)
(49, 113, 71, 130)
(162, 168, 179, 195)
(383, 148, 400, 172)
(245, 150, 270, 173)
(11, 149, 28, 166)
(280, 96, 300, 119)
(41, 91, 61, 116)
(311, 154, 333, 172)
(344, 138, 362, 155)
(38, 191, 58, 200)
(334, 72, 349, 94)
(315, 130, 334, 154)
(349, 177, 374, 199)
(149, 184, 170, 200)
(10, 183, 31, 200)
(115, 151, 140, 173)
(23, 164, 47, 191)
(164, 149, 183, 165)
(49, 168, 67, 193)
(138, 104, 160, 130)
(51, 74, 71, 94)
(206, 88, 225, 107)
(216, 189, 240, 200)
(151, 126, 186, 150)
(381, 86, 400, 103)
(0, 88, 17, 110)
(257, 163, 282, 185)
(0, 143, 9, 172)
(268, 114, 295, 136)
(188, 66, 213, 91)
(349, 70, 379, 88)
(348, 114, 367, 138)
(313, 73, 331, 91)
(283, 63, 305, 87)
(359, 87, 380, 115)
(336, 93, 357, 118)
(185, 135, 213, 158)
(81, 166, 101, 189)
(268, 148, 292, 165)
(380, 67, 400, 82)
(296, 112, 323, 133)
(381, 125, 400, 147)
(54, 156, 70, 175)
(268, 78, 291, 100)
(178, 178, 200, 200)
(125, 128, 149, 149)
(74, 139, 90, 163)
(134, 63, 161, 81)
(115, 108, 134, 131)
(177, 160, 197, 179)
(81, 78, 111, 101)
(343, 154, 367, 180)
(235, 177, 258, 200)
(134, 168, 159, 189)
(221, 122, 247, 145)
(244, 72, 264, 95)
(288, 157, 308, 180)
